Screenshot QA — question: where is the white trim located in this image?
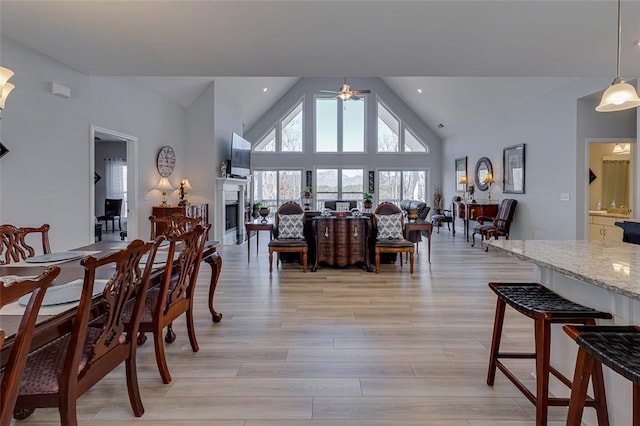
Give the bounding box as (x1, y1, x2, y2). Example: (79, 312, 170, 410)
(89, 125, 139, 243)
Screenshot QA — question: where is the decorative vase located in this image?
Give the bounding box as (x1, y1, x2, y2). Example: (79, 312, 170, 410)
(407, 208, 418, 222)
(252, 207, 260, 220)
(259, 207, 270, 223)
(364, 200, 372, 209)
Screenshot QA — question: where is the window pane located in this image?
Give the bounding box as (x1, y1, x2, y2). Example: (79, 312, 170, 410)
(317, 169, 338, 193)
(316, 98, 337, 152)
(279, 170, 302, 202)
(377, 102, 399, 152)
(404, 128, 427, 153)
(281, 102, 303, 152)
(343, 99, 365, 152)
(402, 171, 426, 202)
(378, 171, 401, 204)
(254, 128, 276, 152)
(342, 169, 364, 197)
(253, 170, 278, 210)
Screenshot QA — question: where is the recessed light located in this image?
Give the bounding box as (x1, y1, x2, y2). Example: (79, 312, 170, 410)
(437, 123, 444, 128)
(263, 87, 268, 93)
(417, 88, 423, 94)
(635, 39, 640, 46)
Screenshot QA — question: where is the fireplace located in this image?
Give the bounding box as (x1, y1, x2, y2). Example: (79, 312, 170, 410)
(215, 177, 250, 244)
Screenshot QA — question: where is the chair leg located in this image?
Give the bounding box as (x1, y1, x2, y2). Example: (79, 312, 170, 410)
(487, 297, 506, 385)
(302, 249, 308, 272)
(153, 324, 172, 384)
(534, 318, 551, 426)
(125, 348, 145, 417)
(186, 304, 199, 352)
(375, 250, 380, 273)
(118, 217, 122, 231)
(566, 346, 595, 426)
(269, 249, 274, 274)
(633, 384, 640, 426)
(58, 390, 79, 426)
(409, 251, 414, 274)
(471, 231, 477, 247)
(590, 355, 610, 426)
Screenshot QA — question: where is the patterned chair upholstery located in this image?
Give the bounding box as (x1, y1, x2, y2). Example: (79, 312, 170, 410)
(12, 239, 159, 424)
(268, 202, 308, 274)
(0, 267, 59, 426)
(372, 202, 414, 274)
(0, 224, 51, 264)
(471, 198, 518, 251)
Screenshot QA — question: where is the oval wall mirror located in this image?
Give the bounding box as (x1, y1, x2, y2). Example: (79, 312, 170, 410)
(474, 157, 493, 191)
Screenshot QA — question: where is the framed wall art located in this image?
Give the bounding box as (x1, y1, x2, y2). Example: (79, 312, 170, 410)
(455, 156, 467, 192)
(503, 144, 526, 194)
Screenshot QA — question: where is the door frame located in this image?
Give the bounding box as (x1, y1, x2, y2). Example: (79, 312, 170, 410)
(89, 125, 139, 243)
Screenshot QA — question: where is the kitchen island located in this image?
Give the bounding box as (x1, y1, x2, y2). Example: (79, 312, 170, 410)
(488, 239, 640, 425)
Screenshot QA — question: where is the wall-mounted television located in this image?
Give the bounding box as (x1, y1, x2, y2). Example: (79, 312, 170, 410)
(229, 132, 252, 178)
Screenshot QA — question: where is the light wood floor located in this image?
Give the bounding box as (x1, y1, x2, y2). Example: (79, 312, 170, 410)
(13, 230, 571, 425)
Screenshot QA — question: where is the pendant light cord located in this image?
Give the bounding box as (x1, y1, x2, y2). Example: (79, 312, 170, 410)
(616, 0, 622, 79)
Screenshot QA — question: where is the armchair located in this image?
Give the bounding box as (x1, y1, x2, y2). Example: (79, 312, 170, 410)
(471, 198, 518, 251)
(372, 202, 414, 274)
(268, 202, 308, 274)
(431, 196, 461, 233)
(97, 198, 123, 232)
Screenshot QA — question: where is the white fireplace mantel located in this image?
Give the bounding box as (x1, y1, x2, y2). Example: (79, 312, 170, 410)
(215, 177, 250, 244)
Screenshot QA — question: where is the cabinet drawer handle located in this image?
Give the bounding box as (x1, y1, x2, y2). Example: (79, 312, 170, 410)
(325, 227, 329, 238)
(354, 225, 358, 238)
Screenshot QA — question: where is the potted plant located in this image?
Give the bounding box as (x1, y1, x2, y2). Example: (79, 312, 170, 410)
(301, 186, 313, 210)
(251, 201, 262, 220)
(363, 192, 373, 209)
(433, 187, 443, 210)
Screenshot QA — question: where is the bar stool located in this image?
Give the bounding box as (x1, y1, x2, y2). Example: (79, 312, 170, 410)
(564, 325, 640, 426)
(487, 282, 612, 425)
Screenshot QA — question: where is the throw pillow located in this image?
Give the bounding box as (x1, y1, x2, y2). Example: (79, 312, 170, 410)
(278, 213, 304, 239)
(375, 213, 403, 240)
(336, 202, 351, 212)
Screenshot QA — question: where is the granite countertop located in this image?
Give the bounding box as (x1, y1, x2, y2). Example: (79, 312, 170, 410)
(487, 240, 640, 301)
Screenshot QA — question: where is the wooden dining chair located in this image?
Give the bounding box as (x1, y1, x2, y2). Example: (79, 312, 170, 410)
(372, 202, 415, 274)
(0, 267, 60, 426)
(12, 239, 159, 425)
(0, 223, 51, 264)
(149, 213, 201, 239)
(267, 201, 308, 274)
(131, 224, 209, 384)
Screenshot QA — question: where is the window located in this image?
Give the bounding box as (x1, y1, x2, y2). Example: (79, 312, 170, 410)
(315, 97, 365, 153)
(281, 102, 303, 152)
(377, 101, 399, 152)
(378, 170, 426, 205)
(316, 168, 364, 209)
(377, 99, 429, 153)
(254, 128, 276, 152)
(253, 170, 302, 211)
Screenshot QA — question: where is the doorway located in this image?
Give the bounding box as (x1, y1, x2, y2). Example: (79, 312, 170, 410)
(89, 126, 138, 243)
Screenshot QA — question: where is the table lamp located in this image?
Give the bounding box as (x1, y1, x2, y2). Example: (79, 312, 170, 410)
(156, 177, 174, 207)
(485, 172, 494, 201)
(178, 179, 193, 206)
(459, 176, 467, 201)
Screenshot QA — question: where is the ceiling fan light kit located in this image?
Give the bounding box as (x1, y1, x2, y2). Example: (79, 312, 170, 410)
(321, 79, 371, 101)
(596, 0, 640, 112)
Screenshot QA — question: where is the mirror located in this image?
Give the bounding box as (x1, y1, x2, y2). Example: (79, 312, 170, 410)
(455, 157, 467, 192)
(474, 157, 493, 191)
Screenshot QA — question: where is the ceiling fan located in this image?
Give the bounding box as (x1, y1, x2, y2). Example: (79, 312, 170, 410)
(321, 78, 371, 100)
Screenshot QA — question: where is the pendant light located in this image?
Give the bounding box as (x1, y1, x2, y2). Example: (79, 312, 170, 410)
(596, 0, 640, 112)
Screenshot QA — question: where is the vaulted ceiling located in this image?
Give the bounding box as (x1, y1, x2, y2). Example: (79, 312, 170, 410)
(2, 1, 639, 137)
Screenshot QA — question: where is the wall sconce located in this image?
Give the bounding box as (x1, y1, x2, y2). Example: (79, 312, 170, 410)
(0, 66, 15, 111)
(156, 177, 174, 207)
(178, 179, 193, 206)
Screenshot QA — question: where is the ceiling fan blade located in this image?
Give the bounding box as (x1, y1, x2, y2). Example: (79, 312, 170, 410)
(352, 89, 371, 95)
(320, 90, 338, 94)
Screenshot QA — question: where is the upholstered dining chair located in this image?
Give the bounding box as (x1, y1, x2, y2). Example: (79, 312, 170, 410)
(129, 224, 209, 384)
(97, 198, 123, 232)
(12, 239, 159, 425)
(372, 202, 415, 274)
(0, 267, 60, 426)
(471, 198, 518, 251)
(149, 213, 201, 239)
(268, 201, 308, 274)
(0, 224, 51, 264)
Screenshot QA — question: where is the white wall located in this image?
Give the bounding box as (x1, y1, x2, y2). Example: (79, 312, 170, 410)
(443, 78, 638, 241)
(0, 36, 189, 249)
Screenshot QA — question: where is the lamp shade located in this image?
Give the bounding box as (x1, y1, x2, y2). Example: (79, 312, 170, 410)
(485, 172, 494, 184)
(181, 179, 193, 190)
(156, 177, 174, 192)
(596, 80, 640, 112)
(459, 176, 467, 185)
(0, 67, 14, 86)
(0, 83, 15, 110)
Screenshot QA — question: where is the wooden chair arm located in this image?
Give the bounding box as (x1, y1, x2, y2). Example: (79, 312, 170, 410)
(475, 215, 495, 224)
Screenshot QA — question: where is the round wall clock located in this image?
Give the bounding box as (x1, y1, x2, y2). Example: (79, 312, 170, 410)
(157, 145, 176, 177)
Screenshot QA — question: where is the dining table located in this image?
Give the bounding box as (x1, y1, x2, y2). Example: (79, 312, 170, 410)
(0, 238, 222, 361)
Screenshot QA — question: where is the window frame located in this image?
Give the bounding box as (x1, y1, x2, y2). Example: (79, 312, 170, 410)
(376, 96, 429, 154)
(376, 168, 429, 206)
(313, 94, 367, 154)
(252, 97, 305, 154)
(252, 168, 304, 211)
(315, 166, 366, 209)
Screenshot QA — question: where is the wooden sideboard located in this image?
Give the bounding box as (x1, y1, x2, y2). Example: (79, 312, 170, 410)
(312, 216, 371, 271)
(151, 204, 209, 239)
(453, 201, 500, 241)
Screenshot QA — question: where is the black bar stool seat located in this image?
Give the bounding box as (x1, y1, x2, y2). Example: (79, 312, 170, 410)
(564, 325, 640, 425)
(487, 282, 612, 426)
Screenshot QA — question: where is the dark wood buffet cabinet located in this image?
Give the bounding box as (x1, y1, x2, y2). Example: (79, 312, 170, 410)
(312, 216, 372, 272)
(151, 204, 209, 239)
(453, 201, 499, 241)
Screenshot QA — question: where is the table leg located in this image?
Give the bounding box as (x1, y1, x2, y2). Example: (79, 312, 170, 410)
(427, 229, 432, 264)
(247, 229, 251, 262)
(256, 231, 260, 255)
(204, 252, 223, 323)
